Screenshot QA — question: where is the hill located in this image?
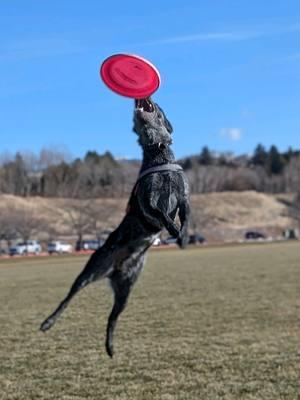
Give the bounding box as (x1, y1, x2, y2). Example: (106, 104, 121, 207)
(0, 191, 296, 244)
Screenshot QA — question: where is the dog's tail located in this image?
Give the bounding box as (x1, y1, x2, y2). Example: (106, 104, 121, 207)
(40, 249, 113, 332)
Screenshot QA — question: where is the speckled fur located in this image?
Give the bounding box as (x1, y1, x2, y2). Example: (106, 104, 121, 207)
(40, 98, 190, 357)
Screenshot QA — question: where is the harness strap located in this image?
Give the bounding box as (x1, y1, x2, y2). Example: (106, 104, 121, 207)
(138, 163, 183, 181)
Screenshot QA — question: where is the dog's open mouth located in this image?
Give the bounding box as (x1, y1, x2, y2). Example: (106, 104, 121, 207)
(135, 98, 154, 113)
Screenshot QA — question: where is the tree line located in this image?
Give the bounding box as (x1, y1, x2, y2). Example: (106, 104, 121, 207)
(0, 148, 138, 198)
(1, 145, 300, 198)
(182, 144, 300, 194)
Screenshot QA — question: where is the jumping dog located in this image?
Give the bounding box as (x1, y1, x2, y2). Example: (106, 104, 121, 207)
(40, 98, 190, 357)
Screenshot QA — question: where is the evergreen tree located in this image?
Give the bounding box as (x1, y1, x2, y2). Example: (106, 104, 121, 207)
(283, 146, 294, 163)
(268, 145, 285, 175)
(199, 146, 213, 165)
(252, 144, 268, 167)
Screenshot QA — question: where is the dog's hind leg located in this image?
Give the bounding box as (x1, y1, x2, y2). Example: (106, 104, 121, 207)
(105, 254, 146, 358)
(40, 249, 114, 332)
(105, 279, 131, 358)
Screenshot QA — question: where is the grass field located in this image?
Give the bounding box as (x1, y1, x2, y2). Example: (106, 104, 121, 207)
(0, 243, 299, 400)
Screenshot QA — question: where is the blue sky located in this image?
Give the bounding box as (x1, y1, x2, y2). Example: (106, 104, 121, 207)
(1, 1, 300, 160)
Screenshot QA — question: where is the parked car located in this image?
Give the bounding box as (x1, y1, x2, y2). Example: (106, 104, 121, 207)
(282, 228, 298, 240)
(162, 236, 177, 245)
(189, 234, 206, 244)
(48, 241, 73, 254)
(9, 240, 41, 256)
(152, 237, 161, 246)
(75, 239, 103, 251)
(245, 231, 266, 240)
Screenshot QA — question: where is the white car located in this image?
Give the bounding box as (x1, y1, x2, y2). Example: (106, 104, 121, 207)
(9, 240, 42, 256)
(48, 241, 73, 254)
(152, 237, 161, 246)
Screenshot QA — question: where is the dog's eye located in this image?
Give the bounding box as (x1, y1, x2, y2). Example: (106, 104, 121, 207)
(157, 113, 162, 119)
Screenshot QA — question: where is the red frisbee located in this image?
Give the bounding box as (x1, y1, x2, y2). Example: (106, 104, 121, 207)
(100, 54, 161, 99)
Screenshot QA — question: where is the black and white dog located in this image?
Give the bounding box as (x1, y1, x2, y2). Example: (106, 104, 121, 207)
(40, 98, 190, 357)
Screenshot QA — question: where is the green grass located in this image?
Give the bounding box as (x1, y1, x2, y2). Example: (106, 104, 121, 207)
(0, 243, 300, 400)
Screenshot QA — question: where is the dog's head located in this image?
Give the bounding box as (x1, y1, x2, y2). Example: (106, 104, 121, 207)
(133, 98, 173, 150)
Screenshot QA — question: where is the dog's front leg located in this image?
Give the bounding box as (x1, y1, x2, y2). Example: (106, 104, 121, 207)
(151, 193, 181, 237)
(159, 211, 180, 237)
(141, 204, 180, 237)
(177, 200, 190, 248)
(138, 192, 180, 237)
(155, 206, 180, 238)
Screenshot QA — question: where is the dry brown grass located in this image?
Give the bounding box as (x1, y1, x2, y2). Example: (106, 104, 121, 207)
(0, 242, 299, 399)
(0, 192, 296, 242)
(190, 191, 295, 241)
(0, 195, 127, 237)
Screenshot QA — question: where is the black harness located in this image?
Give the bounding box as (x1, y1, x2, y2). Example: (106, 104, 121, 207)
(138, 163, 183, 181)
(126, 163, 183, 214)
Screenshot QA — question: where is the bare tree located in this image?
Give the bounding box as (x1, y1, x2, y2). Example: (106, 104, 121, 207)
(13, 208, 48, 242)
(0, 206, 48, 248)
(283, 156, 300, 193)
(222, 168, 260, 191)
(287, 192, 300, 228)
(0, 210, 17, 250)
(0, 151, 14, 166)
(85, 200, 117, 241)
(64, 201, 92, 248)
(20, 151, 40, 173)
(38, 146, 72, 170)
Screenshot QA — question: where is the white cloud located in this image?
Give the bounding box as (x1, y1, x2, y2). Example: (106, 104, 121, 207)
(145, 31, 262, 45)
(136, 21, 300, 47)
(0, 36, 85, 61)
(220, 128, 243, 141)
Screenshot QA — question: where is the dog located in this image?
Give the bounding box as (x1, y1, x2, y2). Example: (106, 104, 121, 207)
(40, 97, 190, 357)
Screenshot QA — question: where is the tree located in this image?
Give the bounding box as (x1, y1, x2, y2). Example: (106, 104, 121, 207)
(283, 156, 300, 192)
(64, 201, 92, 248)
(0, 210, 18, 249)
(39, 146, 71, 170)
(252, 144, 268, 167)
(199, 146, 213, 165)
(1, 153, 29, 196)
(287, 192, 300, 230)
(181, 157, 193, 170)
(0, 206, 47, 245)
(14, 208, 48, 242)
(85, 200, 117, 241)
(267, 145, 285, 175)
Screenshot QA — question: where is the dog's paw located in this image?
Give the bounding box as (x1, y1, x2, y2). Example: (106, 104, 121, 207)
(105, 341, 114, 358)
(40, 318, 54, 332)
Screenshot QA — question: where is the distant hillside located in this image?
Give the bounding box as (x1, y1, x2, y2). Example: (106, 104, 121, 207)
(0, 192, 296, 244)
(189, 191, 295, 242)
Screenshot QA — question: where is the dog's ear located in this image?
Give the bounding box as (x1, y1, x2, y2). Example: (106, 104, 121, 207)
(156, 104, 173, 134)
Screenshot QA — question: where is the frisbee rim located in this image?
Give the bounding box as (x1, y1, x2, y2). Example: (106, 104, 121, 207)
(100, 53, 161, 99)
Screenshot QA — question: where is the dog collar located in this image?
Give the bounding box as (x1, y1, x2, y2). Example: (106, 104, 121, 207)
(144, 141, 172, 151)
(138, 163, 183, 181)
